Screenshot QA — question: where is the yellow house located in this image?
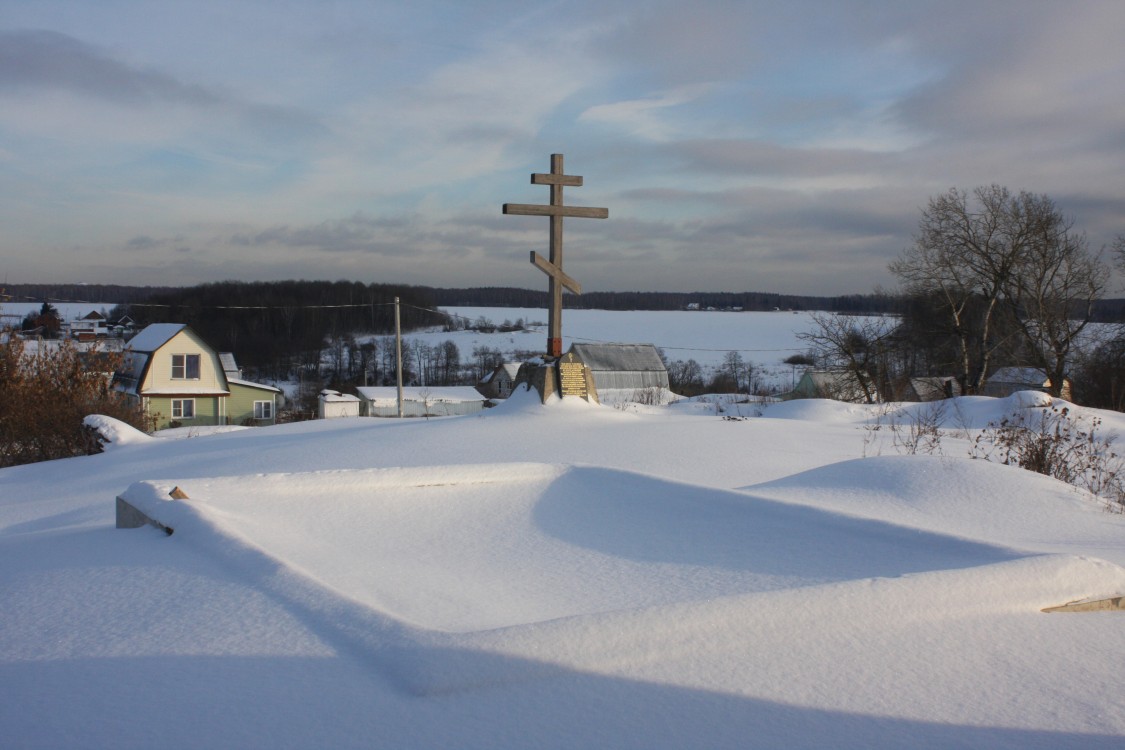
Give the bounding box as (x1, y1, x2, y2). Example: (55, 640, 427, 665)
(113, 324, 279, 430)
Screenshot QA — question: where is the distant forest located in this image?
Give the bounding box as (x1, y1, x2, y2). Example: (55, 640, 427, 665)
(5, 281, 912, 314)
(8, 279, 1125, 319)
(8, 280, 1125, 322)
(3, 283, 181, 305)
(429, 286, 907, 314)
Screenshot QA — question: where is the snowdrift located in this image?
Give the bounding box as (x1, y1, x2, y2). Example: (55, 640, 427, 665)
(6, 393, 1125, 748)
(116, 461, 1125, 702)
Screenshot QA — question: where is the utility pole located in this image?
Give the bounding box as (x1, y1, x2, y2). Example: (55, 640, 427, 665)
(395, 296, 404, 418)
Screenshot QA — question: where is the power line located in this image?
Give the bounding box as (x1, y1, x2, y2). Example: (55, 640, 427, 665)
(126, 302, 392, 310)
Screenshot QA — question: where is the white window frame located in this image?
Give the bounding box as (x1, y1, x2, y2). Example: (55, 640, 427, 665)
(253, 400, 273, 420)
(171, 353, 201, 380)
(172, 399, 195, 419)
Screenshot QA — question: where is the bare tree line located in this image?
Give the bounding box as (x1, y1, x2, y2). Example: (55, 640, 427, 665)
(800, 185, 1125, 406)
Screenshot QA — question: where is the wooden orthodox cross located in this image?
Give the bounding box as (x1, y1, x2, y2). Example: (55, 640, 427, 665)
(503, 154, 608, 358)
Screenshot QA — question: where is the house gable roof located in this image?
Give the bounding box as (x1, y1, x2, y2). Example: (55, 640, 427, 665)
(909, 376, 961, 400)
(479, 362, 522, 384)
(125, 323, 188, 353)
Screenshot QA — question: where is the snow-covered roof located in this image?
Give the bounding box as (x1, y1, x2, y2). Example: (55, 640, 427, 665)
(356, 386, 488, 405)
(909, 376, 961, 400)
(125, 323, 188, 353)
(228, 378, 281, 393)
(319, 389, 360, 403)
(989, 367, 1050, 385)
(479, 362, 523, 384)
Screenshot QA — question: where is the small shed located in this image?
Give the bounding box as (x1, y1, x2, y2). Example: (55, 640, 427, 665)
(784, 370, 876, 403)
(565, 343, 669, 392)
(903, 376, 961, 402)
(356, 387, 492, 418)
(983, 367, 1071, 400)
(476, 362, 523, 400)
(318, 389, 361, 419)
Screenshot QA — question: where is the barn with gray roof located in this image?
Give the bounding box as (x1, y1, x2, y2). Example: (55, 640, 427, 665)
(566, 343, 669, 392)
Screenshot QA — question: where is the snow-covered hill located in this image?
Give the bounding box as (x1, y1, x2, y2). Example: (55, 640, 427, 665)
(2, 390, 1124, 748)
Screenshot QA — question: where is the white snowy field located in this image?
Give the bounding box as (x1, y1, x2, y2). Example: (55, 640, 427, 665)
(3, 388, 1125, 748)
(440, 306, 815, 363)
(409, 306, 826, 391)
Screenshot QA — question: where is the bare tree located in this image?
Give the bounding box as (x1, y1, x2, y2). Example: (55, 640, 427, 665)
(1003, 199, 1107, 397)
(798, 312, 897, 403)
(891, 186, 1026, 394)
(891, 186, 1105, 396)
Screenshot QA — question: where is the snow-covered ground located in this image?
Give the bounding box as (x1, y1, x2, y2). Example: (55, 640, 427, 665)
(3, 389, 1125, 749)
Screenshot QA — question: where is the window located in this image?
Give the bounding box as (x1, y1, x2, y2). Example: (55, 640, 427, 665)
(171, 354, 201, 380)
(172, 399, 195, 419)
(254, 400, 273, 420)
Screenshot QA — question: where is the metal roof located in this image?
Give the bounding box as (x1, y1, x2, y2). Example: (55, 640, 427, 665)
(569, 343, 666, 372)
(218, 352, 239, 375)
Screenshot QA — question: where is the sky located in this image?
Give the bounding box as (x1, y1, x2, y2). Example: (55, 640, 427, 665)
(2, 0, 1124, 296)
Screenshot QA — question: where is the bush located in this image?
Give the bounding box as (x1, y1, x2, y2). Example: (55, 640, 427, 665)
(970, 403, 1125, 510)
(0, 335, 153, 467)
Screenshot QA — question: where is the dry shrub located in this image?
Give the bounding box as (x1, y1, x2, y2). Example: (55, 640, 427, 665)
(970, 403, 1125, 511)
(0, 335, 153, 467)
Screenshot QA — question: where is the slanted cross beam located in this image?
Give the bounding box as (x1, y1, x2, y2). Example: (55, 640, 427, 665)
(503, 154, 608, 358)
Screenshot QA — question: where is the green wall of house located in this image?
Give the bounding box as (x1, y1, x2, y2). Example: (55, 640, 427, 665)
(228, 383, 279, 425)
(144, 396, 224, 431)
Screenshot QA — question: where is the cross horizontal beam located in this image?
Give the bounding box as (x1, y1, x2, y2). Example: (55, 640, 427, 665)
(503, 203, 609, 219)
(532, 173, 582, 187)
(531, 251, 582, 294)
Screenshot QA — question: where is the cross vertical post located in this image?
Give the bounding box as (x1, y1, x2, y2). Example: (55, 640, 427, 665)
(503, 153, 607, 359)
(547, 153, 565, 358)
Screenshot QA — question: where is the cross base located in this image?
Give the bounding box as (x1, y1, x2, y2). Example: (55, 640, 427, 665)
(515, 360, 600, 404)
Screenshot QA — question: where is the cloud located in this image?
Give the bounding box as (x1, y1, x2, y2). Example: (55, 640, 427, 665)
(0, 29, 206, 104)
(666, 139, 903, 179)
(0, 29, 324, 143)
(579, 84, 716, 141)
(125, 235, 161, 251)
